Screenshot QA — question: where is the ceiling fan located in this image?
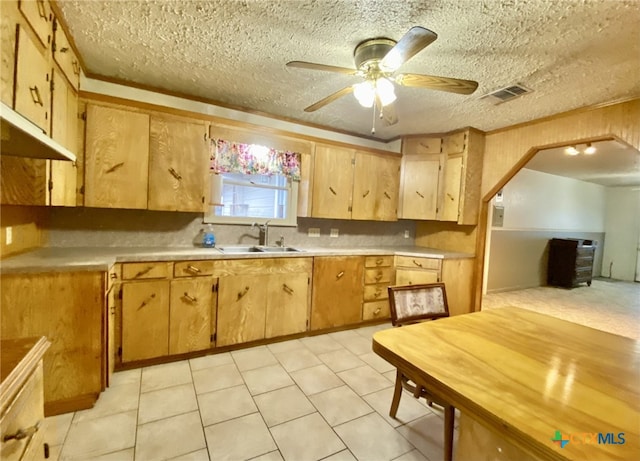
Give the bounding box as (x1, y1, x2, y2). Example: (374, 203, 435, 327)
(286, 26, 478, 131)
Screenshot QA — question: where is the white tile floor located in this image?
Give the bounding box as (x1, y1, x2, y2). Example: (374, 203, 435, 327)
(44, 323, 455, 461)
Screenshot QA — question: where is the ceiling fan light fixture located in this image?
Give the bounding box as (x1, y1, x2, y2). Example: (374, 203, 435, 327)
(565, 146, 580, 156)
(376, 77, 396, 106)
(584, 143, 597, 155)
(353, 80, 375, 107)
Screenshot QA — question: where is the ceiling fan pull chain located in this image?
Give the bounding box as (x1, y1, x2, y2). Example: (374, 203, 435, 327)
(371, 103, 376, 135)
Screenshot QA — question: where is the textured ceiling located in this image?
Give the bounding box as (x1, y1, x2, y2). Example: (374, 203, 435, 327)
(525, 140, 640, 187)
(57, 0, 640, 140)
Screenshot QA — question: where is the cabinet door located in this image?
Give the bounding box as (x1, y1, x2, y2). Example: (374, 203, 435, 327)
(169, 277, 215, 355)
(52, 17, 80, 91)
(0, 156, 47, 205)
(50, 68, 77, 206)
(440, 155, 462, 222)
(148, 117, 207, 212)
(122, 280, 169, 362)
(265, 272, 309, 338)
(352, 152, 400, 221)
(14, 25, 50, 134)
(400, 155, 440, 220)
(311, 256, 364, 330)
(311, 144, 354, 219)
(84, 104, 150, 209)
(395, 269, 439, 286)
(216, 275, 268, 346)
(19, 0, 52, 48)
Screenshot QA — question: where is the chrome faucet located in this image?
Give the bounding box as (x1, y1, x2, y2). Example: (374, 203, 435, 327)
(252, 220, 270, 246)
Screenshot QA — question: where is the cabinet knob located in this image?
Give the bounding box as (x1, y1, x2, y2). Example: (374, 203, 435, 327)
(237, 286, 250, 300)
(412, 260, 423, 268)
(134, 266, 153, 278)
(362, 190, 370, 198)
(186, 265, 201, 274)
(374, 308, 381, 315)
(282, 283, 294, 294)
(72, 60, 80, 75)
(36, 0, 46, 19)
(182, 292, 197, 303)
(168, 167, 182, 180)
(110, 273, 118, 279)
(139, 293, 156, 309)
(375, 272, 383, 281)
(415, 191, 424, 198)
(336, 271, 345, 280)
(329, 186, 337, 195)
(105, 162, 125, 174)
(29, 86, 44, 106)
(384, 191, 391, 199)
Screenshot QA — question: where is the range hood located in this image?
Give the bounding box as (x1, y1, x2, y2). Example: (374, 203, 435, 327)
(1, 102, 76, 162)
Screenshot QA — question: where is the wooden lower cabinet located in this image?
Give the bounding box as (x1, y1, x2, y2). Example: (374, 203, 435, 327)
(311, 256, 364, 330)
(217, 274, 269, 347)
(121, 280, 170, 362)
(169, 277, 216, 354)
(0, 271, 105, 416)
(395, 268, 439, 285)
(265, 272, 310, 338)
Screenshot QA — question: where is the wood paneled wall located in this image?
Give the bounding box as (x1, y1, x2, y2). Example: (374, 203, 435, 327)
(473, 98, 640, 310)
(0, 205, 48, 258)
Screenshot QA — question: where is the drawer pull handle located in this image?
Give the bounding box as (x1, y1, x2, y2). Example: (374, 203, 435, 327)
(374, 308, 381, 315)
(29, 86, 43, 106)
(237, 286, 250, 300)
(60, 47, 69, 53)
(134, 266, 154, 278)
(336, 271, 345, 280)
(139, 293, 156, 310)
(375, 272, 383, 281)
(362, 190, 370, 198)
(182, 292, 197, 303)
(384, 191, 391, 199)
(168, 167, 182, 180)
(415, 191, 424, 198)
(446, 193, 454, 201)
(373, 290, 381, 298)
(412, 260, 423, 268)
(282, 283, 294, 294)
(105, 162, 125, 174)
(186, 265, 201, 274)
(3, 421, 41, 442)
(329, 186, 337, 195)
(72, 59, 81, 75)
(375, 258, 383, 265)
(36, 0, 47, 19)
(110, 273, 118, 279)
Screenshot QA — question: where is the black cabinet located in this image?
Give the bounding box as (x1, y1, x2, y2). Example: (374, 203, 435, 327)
(547, 238, 595, 288)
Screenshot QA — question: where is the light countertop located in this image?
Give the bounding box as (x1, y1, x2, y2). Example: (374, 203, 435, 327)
(0, 246, 474, 274)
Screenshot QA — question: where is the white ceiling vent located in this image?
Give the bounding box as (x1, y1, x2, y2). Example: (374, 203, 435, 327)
(481, 84, 532, 104)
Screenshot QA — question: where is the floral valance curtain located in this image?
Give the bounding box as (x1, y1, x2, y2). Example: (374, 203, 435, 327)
(210, 138, 301, 181)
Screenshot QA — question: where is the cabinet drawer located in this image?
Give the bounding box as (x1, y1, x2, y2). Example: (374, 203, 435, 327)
(174, 260, 218, 277)
(364, 255, 393, 268)
(395, 268, 439, 286)
(53, 19, 80, 90)
(364, 268, 394, 285)
(363, 300, 390, 321)
(19, 0, 52, 48)
(363, 284, 389, 302)
(395, 255, 441, 271)
(576, 247, 594, 257)
(122, 262, 170, 280)
(1, 363, 44, 461)
(575, 257, 594, 269)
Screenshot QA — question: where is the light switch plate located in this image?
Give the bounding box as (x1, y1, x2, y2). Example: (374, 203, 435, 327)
(308, 228, 320, 237)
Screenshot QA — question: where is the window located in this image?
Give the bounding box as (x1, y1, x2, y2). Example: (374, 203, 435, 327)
(204, 172, 298, 225)
(204, 138, 301, 226)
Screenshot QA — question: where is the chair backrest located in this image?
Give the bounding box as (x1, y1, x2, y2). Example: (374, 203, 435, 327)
(388, 283, 450, 327)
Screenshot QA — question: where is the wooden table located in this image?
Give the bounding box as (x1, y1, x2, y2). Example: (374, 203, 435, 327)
(372, 307, 640, 461)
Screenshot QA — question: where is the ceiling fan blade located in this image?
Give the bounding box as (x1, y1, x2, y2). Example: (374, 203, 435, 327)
(287, 61, 358, 75)
(375, 97, 399, 126)
(304, 86, 354, 112)
(395, 73, 479, 95)
(380, 26, 437, 72)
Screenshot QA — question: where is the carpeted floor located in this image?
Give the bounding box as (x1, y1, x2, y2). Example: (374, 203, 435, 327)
(482, 278, 640, 340)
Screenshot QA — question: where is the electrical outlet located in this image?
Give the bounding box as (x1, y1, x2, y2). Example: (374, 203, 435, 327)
(330, 228, 339, 238)
(404, 230, 410, 239)
(308, 228, 320, 238)
(5, 226, 12, 245)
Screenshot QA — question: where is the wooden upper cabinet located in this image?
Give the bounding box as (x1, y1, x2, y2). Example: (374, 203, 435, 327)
(52, 17, 80, 91)
(310, 256, 364, 330)
(50, 67, 78, 207)
(18, 0, 52, 49)
(311, 144, 354, 219)
(440, 154, 463, 222)
(148, 117, 207, 212)
(0, 156, 47, 205)
(352, 151, 400, 221)
(402, 136, 442, 155)
(84, 104, 150, 209)
(14, 25, 50, 134)
(399, 154, 440, 220)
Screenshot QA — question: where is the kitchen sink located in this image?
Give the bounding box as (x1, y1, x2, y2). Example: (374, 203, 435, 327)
(218, 246, 302, 253)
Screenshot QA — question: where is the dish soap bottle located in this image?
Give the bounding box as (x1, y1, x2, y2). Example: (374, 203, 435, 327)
(200, 224, 216, 248)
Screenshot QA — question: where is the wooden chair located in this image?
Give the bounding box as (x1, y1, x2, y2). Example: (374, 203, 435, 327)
(387, 283, 455, 461)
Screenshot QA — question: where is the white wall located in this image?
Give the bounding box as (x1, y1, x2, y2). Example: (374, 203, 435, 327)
(498, 168, 606, 231)
(602, 187, 640, 281)
(486, 169, 608, 292)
